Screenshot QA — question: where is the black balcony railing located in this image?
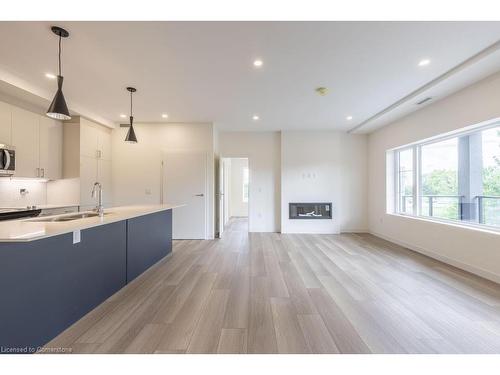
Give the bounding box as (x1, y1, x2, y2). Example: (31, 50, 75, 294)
(401, 194, 500, 226)
(476, 195, 500, 225)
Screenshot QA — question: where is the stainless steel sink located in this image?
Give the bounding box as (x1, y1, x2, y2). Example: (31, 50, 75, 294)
(31, 212, 109, 222)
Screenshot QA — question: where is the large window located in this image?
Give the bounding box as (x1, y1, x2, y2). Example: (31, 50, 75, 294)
(420, 138, 459, 220)
(392, 123, 500, 229)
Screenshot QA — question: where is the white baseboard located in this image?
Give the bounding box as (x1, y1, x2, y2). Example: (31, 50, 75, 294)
(370, 230, 500, 285)
(340, 228, 369, 233)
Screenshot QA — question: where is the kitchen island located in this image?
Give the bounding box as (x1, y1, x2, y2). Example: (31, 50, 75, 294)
(0, 205, 177, 353)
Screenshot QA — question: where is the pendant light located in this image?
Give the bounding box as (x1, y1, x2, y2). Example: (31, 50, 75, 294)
(46, 26, 71, 120)
(125, 87, 138, 143)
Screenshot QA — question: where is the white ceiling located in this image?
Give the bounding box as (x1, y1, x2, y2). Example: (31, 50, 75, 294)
(0, 21, 499, 133)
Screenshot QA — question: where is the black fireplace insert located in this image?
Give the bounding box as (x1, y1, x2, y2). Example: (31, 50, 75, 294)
(289, 202, 332, 219)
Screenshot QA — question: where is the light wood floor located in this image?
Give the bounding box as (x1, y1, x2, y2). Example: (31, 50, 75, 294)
(44, 218, 500, 354)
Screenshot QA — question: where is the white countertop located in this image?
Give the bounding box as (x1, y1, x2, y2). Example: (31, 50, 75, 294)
(0, 205, 181, 242)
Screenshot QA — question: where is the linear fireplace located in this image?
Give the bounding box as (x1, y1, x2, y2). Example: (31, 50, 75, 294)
(289, 202, 332, 220)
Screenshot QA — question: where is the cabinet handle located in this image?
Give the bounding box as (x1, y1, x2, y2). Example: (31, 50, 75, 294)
(41, 168, 45, 178)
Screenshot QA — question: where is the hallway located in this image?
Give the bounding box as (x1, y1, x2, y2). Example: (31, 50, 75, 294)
(224, 217, 248, 233)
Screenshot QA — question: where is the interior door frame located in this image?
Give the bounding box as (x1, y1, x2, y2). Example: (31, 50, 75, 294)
(161, 150, 209, 240)
(219, 156, 250, 233)
(217, 157, 225, 238)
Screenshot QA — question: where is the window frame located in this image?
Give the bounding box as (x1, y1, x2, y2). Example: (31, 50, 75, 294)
(394, 145, 418, 216)
(390, 120, 500, 232)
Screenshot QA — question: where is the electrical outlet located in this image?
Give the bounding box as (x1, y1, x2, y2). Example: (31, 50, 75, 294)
(145, 188, 152, 195)
(73, 230, 81, 244)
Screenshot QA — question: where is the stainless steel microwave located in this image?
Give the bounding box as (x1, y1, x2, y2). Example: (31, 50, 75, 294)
(0, 145, 15, 176)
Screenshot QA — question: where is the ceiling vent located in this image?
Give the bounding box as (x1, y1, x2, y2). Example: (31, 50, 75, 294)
(416, 97, 432, 105)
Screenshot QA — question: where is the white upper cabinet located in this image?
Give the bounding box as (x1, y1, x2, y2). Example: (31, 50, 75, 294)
(0, 101, 12, 145)
(10, 104, 63, 179)
(62, 116, 113, 206)
(80, 118, 100, 158)
(97, 127, 112, 161)
(39, 116, 63, 180)
(80, 118, 112, 160)
(11, 107, 40, 178)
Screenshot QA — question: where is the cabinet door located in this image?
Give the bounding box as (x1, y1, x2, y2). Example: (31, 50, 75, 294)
(0, 101, 12, 145)
(11, 107, 40, 178)
(79, 119, 99, 158)
(97, 159, 112, 205)
(39, 117, 62, 180)
(80, 156, 98, 206)
(97, 127, 112, 160)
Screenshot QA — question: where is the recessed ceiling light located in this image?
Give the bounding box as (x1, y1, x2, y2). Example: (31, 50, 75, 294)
(315, 87, 328, 96)
(253, 59, 263, 67)
(252, 115, 260, 121)
(162, 114, 168, 119)
(418, 59, 431, 67)
(120, 114, 127, 118)
(45, 73, 56, 79)
(346, 116, 353, 121)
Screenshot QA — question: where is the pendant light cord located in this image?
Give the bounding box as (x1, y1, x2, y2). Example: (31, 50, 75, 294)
(58, 34, 62, 76)
(130, 90, 133, 116)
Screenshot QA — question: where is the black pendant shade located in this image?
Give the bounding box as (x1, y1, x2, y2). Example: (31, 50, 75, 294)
(125, 116, 138, 143)
(125, 87, 138, 143)
(46, 26, 71, 120)
(47, 75, 71, 120)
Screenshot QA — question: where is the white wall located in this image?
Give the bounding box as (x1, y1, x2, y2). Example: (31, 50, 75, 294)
(219, 132, 281, 232)
(229, 158, 248, 217)
(281, 131, 368, 234)
(219, 130, 367, 233)
(112, 122, 216, 239)
(368, 71, 500, 283)
(46, 178, 80, 206)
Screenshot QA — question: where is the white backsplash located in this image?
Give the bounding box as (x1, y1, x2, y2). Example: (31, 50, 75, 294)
(0, 179, 47, 208)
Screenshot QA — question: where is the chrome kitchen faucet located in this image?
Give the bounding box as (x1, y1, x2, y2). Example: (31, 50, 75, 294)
(91, 182, 104, 217)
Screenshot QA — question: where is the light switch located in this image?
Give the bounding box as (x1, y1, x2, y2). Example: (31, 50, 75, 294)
(73, 230, 81, 244)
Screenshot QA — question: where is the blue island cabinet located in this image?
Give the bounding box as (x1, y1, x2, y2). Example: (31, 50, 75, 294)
(126, 209, 172, 282)
(0, 221, 127, 352)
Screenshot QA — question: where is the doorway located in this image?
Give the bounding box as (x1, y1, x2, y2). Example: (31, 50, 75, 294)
(218, 157, 249, 237)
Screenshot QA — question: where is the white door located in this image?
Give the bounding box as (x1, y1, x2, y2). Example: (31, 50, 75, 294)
(162, 151, 207, 239)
